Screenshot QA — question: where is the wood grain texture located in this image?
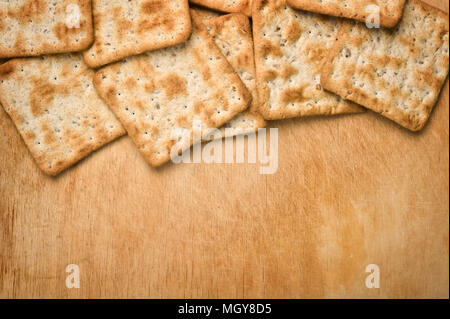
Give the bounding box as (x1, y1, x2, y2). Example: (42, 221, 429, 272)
(0, 0, 448, 299)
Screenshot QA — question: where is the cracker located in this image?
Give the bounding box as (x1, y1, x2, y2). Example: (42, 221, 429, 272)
(243, 0, 252, 16)
(321, 0, 449, 132)
(191, 4, 223, 19)
(0, 1, 93, 58)
(83, 0, 192, 69)
(252, 0, 363, 120)
(93, 12, 252, 167)
(190, 0, 252, 16)
(0, 54, 126, 176)
(287, 0, 406, 28)
(203, 14, 266, 138)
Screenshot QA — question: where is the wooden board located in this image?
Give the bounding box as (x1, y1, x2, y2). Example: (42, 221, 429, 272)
(0, 0, 448, 299)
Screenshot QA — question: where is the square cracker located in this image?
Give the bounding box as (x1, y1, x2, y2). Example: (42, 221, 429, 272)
(0, 1, 93, 58)
(93, 12, 252, 167)
(321, 0, 449, 132)
(203, 14, 266, 138)
(0, 54, 126, 176)
(287, 0, 406, 28)
(190, 0, 252, 17)
(252, 0, 363, 120)
(83, 0, 192, 69)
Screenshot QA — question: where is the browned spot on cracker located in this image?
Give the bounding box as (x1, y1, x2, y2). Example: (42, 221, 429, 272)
(285, 20, 302, 43)
(52, 21, 84, 41)
(137, 1, 175, 34)
(280, 85, 309, 104)
(193, 101, 205, 114)
(7, 0, 46, 24)
(160, 74, 186, 99)
(176, 116, 189, 127)
(42, 123, 57, 144)
(13, 33, 25, 54)
(150, 125, 159, 137)
(125, 77, 137, 90)
(29, 80, 70, 117)
(24, 131, 36, 141)
(141, 0, 163, 14)
(236, 52, 251, 68)
(370, 54, 405, 69)
(213, 90, 229, 111)
(137, 59, 154, 74)
(259, 40, 283, 57)
(112, 6, 133, 41)
(304, 44, 328, 66)
(105, 87, 118, 105)
(262, 70, 278, 81)
(202, 107, 214, 125)
(281, 64, 298, 81)
(144, 80, 155, 93)
(0, 63, 15, 78)
(138, 17, 174, 34)
(192, 49, 212, 81)
(136, 101, 145, 112)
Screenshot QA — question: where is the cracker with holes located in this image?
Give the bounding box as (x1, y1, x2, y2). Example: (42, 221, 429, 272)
(321, 0, 449, 131)
(287, 0, 406, 28)
(83, 0, 192, 69)
(0, 54, 126, 176)
(252, 0, 363, 120)
(0, 1, 93, 58)
(93, 12, 251, 167)
(203, 14, 266, 138)
(190, 0, 252, 17)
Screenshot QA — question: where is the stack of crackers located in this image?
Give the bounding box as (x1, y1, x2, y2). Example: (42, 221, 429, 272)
(0, 0, 448, 176)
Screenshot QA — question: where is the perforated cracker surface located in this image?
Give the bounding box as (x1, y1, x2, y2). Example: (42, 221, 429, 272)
(204, 14, 266, 137)
(287, 0, 406, 28)
(0, 1, 93, 58)
(0, 54, 126, 176)
(83, 0, 192, 68)
(321, 0, 449, 131)
(253, 0, 363, 120)
(94, 13, 251, 167)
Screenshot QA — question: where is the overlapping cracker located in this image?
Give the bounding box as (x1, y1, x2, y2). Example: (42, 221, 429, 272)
(0, 54, 126, 176)
(190, 0, 252, 16)
(93, 12, 252, 167)
(287, 0, 406, 28)
(321, 0, 449, 131)
(203, 14, 266, 138)
(191, 4, 223, 19)
(0, 1, 93, 58)
(252, 0, 363, 120)
(83, 0, 192, 68)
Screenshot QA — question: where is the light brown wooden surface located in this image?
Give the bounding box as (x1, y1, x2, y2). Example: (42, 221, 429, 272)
(0, 0, 448, 299)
